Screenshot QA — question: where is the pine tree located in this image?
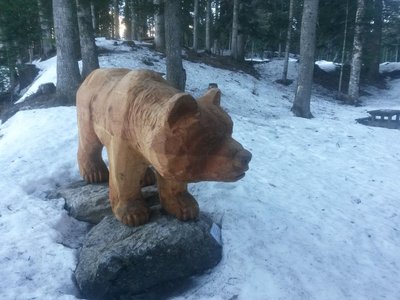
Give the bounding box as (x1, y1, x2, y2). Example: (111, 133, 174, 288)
(364, 0, 383, 82)
(338, 0, 350, 95)
(193, 0, 199, 52)
(205, 0, 212, 53)
(37, 0, 53, 59)
(282, 0, 294, 82)
(154, 0, 165, 52)
(92, 0, 113, 38)
(291, 0, 319, 118)
(348, 0, 366, 103)
(76, 0, 99, 79)
(90, 1, 96, 33)
(165, 0, 186, 91)
(113, 0, 120, 39)
(0, 0, 41, 63)
(53, 0, 81, 104)
(231, 0, 240, 60)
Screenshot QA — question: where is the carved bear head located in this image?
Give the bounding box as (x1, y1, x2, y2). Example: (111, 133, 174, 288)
(151, 88, 252, 182)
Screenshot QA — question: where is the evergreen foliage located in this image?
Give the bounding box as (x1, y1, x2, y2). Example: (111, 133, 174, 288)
(0, 0, 41, 64)
(0, 0, 399, 103)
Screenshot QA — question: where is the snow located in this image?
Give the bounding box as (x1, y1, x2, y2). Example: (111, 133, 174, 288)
(1, 39, 400, 299)
(380, 62, 400, 74)
(316, 60, 339, 72)
(16, 56, 57, 103)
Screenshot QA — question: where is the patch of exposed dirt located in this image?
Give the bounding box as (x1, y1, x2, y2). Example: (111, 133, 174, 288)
(184, 49, 261, 79)
(313, 64, 387, 94)
(0, 91, 60, 123)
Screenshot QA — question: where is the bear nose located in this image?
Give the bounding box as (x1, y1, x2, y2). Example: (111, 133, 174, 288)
(234, 149, 252, 169)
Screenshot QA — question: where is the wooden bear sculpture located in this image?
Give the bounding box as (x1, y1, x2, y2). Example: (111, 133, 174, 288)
(77, 69, 252, 226)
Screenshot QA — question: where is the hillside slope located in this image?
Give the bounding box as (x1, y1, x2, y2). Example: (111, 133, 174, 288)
(0, 40, 399, 300)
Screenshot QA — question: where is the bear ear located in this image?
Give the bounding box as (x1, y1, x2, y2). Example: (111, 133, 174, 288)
(166, 93, 199, 127)
(198, 88, 221, 106)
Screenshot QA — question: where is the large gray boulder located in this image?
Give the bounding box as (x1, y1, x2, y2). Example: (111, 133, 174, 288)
(75, 212, 222, 300)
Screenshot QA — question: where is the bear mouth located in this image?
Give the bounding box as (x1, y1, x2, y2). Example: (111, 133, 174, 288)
(234, 173, 246, 181)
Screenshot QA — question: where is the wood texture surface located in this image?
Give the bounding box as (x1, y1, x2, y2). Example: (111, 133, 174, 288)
(76, 68, 251, 226)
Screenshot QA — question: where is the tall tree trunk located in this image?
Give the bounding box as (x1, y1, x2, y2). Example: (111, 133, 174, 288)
(154, 0, 165, 52)
(131, 1, 139, 40)
(205, 0, 211, 53)
(365, 0, 383, 82)
(76, 0, 99, 79)
(113, 0, 120, 39)
(282, 0, 294, 81)
(72, 3, 82, 60)
(37, 0, 53, 60)
(165, 0, 186, 91)
(90, 1, 96, 34)
(291, 0, 319, 118)
(338, 0, 350, 94)
(237, 32, 245, 61)
(278, 31, 282, 57)
(231, 0, 239, 60)
(193, 0, 199, 52)
(124, 3, 132, 40)
(53, 0, 81, 105)
(138, 11, 148, 40)
(348, 0, 366, 104)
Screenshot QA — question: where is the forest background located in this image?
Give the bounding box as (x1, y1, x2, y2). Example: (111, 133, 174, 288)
(0, 0, 399, 116)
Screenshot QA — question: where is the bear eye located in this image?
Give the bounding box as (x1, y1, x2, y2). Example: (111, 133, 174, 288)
(207, 135, 220, 146)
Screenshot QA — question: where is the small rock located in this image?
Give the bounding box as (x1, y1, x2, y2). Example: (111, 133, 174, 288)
(75, 213, 222, 299)
(50, 181, 159, 224)
(121, 40, 136, 48)
(51, 181, 111, 224)
(38, 82, 56, 95)
(208, 83, 218, 89)
(142, 58, 155, 66)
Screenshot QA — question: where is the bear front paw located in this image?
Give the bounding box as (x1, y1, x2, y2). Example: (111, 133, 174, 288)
(83, 170, 109, 184)
(78, 149, 109, 184)
(114, 202, 150, 227)
(81, 164, 109, 184)
(162, 193, 199, 221)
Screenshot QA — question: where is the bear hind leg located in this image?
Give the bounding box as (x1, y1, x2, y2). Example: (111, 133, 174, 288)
(140, 167, 156, 187)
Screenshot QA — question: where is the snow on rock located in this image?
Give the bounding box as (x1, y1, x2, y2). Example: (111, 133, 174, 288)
(1, 43, 400, 300)
(315, 60, 339, 73)
(380, 62, 400, 74)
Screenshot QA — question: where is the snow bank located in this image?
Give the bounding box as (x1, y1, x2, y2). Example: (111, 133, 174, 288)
(1, 42, 400, 299)
(16, 56, 57, 103)
(0, 107, 87, 299)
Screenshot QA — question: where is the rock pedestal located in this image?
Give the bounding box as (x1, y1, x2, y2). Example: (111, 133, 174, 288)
(50, 181, 223, 299)
(75, 213, 222, 299)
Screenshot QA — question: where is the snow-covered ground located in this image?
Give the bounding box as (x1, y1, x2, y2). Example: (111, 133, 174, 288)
(1, 39, 400, 300)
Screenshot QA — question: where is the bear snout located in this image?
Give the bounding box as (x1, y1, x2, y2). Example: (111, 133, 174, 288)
(233, 149, 252, 171)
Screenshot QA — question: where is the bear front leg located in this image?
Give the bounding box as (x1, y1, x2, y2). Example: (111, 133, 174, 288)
(107, 140, 150, 226)
(77, 111, 109, 183)
(156, 173, 199, 221)
(78, 139, 109, 184)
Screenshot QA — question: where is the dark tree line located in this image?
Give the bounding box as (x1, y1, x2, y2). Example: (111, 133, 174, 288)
(1, 0, 399, 116)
